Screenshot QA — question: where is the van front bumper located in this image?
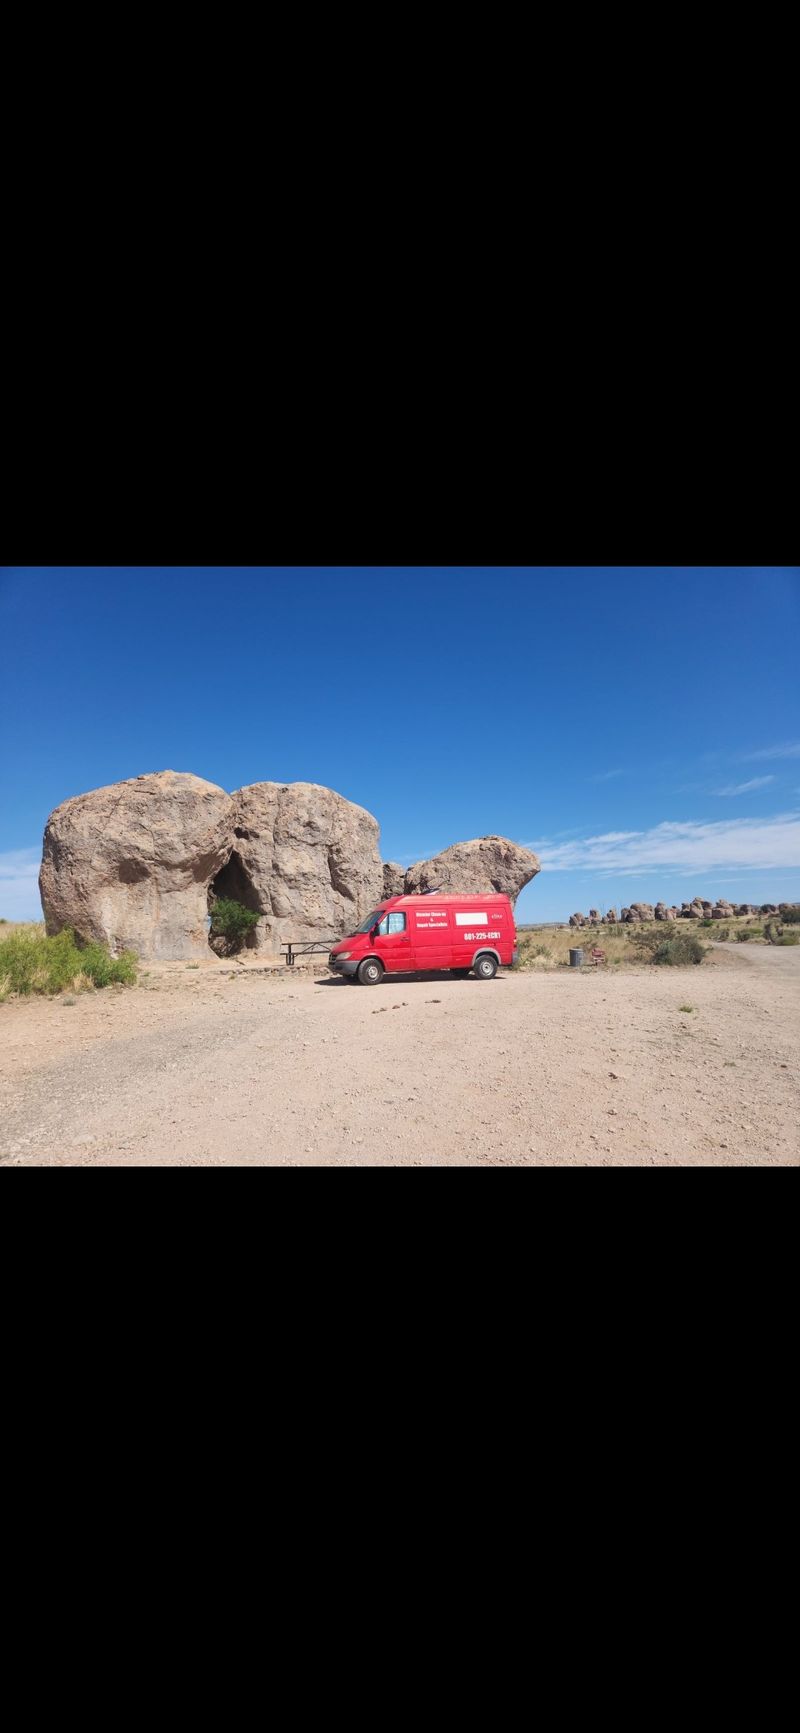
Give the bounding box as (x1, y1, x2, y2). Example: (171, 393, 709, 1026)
(329, 953, 359, 977)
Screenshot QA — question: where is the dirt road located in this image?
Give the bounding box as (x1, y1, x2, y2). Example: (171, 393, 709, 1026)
(1, 946, 797, 1165)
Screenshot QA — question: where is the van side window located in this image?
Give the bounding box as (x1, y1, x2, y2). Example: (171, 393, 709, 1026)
(378, 911, 406, 935)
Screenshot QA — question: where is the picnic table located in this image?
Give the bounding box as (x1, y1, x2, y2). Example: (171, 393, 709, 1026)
(281, 939, 338, 967)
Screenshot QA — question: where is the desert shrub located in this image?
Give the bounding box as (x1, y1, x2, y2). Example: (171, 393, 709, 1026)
(651, 932, 707, 966)
(780, 906, 800, 925)
(736, 928, 752, 941)
(209, 896, 260, 952)
(777, 934, 799, 946)
(0, 927, 137, 998)
(75, 941, 137, 987)
(700, 919, 714, 929)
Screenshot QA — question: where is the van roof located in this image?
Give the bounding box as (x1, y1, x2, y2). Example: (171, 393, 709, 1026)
(380, 892, 511, 907)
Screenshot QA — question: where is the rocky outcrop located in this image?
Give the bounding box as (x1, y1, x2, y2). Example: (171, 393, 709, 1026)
(39, 770, 546, 961)
(223, 781, 384, 952)
(567, 896, 764, 926)
(39, 771, 235, 960)
(382, 861, 406, 899)
(404, 836, 540, 904)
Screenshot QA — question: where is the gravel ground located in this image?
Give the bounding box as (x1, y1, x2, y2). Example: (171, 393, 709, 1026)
(1, 945, 797, 1165)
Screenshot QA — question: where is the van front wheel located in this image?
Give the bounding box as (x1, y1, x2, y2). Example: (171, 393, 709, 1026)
(474, 954, 498, 980)
(358, 958, 384, 986)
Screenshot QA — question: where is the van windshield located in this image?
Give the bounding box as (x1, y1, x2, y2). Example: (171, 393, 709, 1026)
(346, 908, 386, 936)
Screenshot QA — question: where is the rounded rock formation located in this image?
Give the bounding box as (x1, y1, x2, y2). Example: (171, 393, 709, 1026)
(221, 781, 384, 952)
(382, 861, 406, 899)
(404, 836, 540, 904)
(39, 771, 235, 960)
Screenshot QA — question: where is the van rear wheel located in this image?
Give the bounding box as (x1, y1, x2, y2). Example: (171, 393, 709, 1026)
(357, 958, 384, 986)
(474, 954, 498, 980)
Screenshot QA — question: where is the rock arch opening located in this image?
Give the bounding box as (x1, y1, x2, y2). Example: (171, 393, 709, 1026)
(208, 850, 263, 951)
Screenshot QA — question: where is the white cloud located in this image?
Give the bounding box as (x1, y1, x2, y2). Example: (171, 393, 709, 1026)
(741, 741, 800, 761)
(0, 848, 43, 921)
(714, 776, 775, 796)
(590, 768, 626, 783)
(526, 812, 800, 874)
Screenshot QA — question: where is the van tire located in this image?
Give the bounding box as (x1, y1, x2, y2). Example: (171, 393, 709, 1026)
(357, 958, 383, 986)
(474, 953, 498, 980)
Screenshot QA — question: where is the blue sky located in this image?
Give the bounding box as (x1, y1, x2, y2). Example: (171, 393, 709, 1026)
(2, 566, 799, 923)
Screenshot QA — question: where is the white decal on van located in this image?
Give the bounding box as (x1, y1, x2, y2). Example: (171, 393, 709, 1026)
(455, 912, 488, 926)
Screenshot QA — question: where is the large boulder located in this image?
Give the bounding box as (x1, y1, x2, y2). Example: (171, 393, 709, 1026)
(222, 781, 384, 952)
(382, 861, 406, 899)
(404, 836, 540, 903)
(630, 902, 654, 920)
(569, 912, 585, 928)
(39, 771, 235, 960)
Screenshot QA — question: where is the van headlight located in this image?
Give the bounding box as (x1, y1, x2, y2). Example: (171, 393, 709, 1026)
(337, 951, 351, 960)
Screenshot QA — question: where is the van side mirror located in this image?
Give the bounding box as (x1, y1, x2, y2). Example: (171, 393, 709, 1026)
(370, 924, 380, 938)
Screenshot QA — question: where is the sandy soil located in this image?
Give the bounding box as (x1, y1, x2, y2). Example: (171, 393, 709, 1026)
(1, 945, 798, 1165)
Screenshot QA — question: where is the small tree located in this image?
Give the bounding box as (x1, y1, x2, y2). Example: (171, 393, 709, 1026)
(209, 897, 260, 954)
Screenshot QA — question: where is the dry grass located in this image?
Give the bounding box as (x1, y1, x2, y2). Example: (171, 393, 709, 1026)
(517, 925, 639, 969)
(516, 914, 767, 971)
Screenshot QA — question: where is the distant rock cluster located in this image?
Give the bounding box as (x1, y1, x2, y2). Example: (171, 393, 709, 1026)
(568, 899, 771, 928)
(39, 771, 541, 960)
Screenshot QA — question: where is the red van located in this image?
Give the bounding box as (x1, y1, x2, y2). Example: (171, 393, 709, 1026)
(328, 893, 518, 984)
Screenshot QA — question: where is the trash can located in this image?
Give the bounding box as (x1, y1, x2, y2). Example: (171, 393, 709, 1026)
(569, 948, 584, 967)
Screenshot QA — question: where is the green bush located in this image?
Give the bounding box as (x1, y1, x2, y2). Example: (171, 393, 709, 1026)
(736, 929, 752, 941)
(0, 927, 137, 998)
(651, 932, 707, 966)
(629, 927, 707, 965)
(780, 906, 800, 925)
(209, 897, 260, 952)
(776, 934, 799, 946)
(76, 941, 137, 987)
